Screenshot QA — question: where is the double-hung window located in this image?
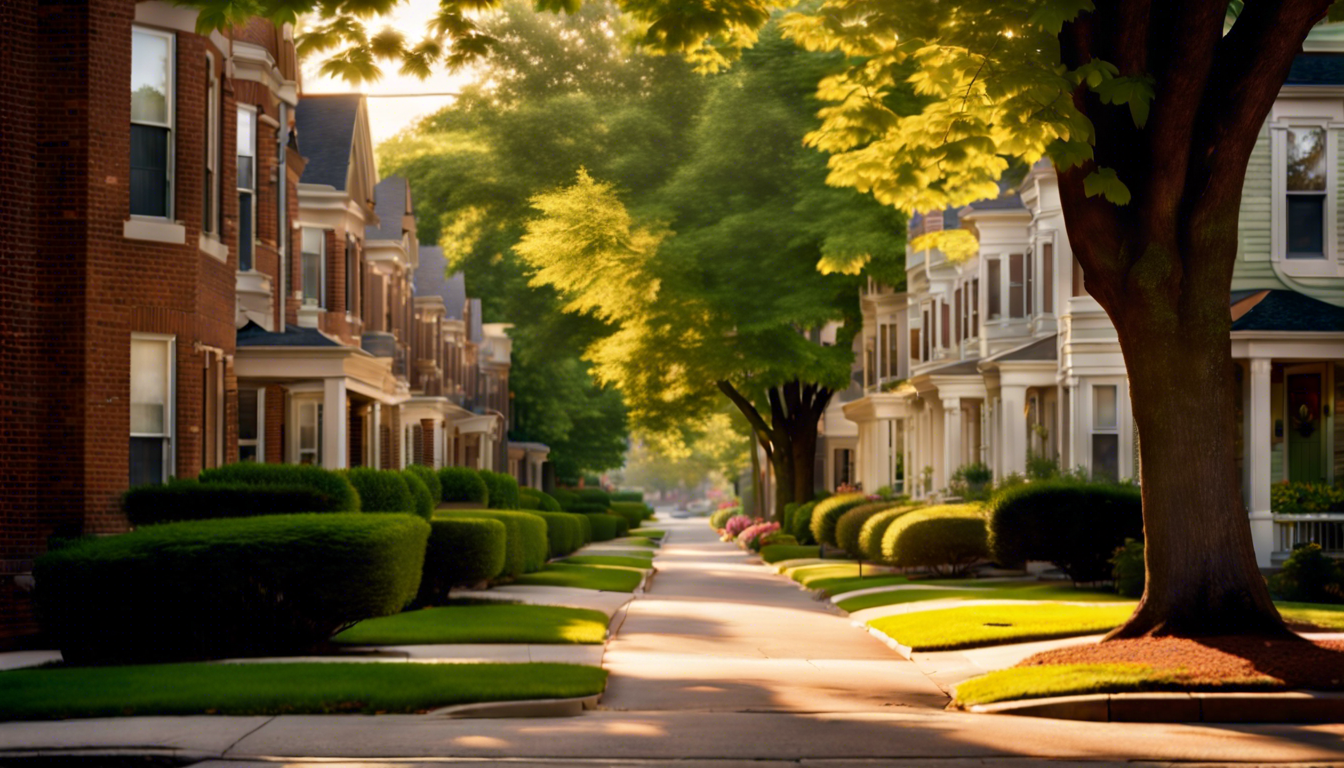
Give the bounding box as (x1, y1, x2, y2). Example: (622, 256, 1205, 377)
(1286, 126, 1328, 259)
(203, 54, 220, 235)
(130, 334, 174, 485)
(1091, 384, 1120, 482)
(301, 228, 325, 306)
(237, 106, 257, 271)
(237, 388, 264, 461)
(130, 27, 174, 218)
(986, 260, 1002, 320)
(297, 399, 322, 465)
(1008, 253, 1025, 319)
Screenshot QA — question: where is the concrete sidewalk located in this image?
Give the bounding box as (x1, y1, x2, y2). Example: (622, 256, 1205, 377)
(600, 517, 949, 713)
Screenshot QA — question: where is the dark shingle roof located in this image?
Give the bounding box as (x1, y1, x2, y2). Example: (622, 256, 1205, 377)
(996, 335, 1057, 362)
(366, 176, 408, 241)
(295, 94, 362, 189)
(236, 321, 343, 348)
(1232, 290, 1344, 332)
(1287, 54, 1344, 87)
(413, 246, 469, 320)
(1230, 289, 1262, 306)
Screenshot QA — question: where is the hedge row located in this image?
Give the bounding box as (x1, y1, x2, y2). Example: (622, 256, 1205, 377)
(810, 493, 871, 548)
(881, 504, 988, 576)
(444, 510, 548, 578)
(987, 481, 1142, 582)
(553, 488, 611, 510)
(858, 506, 916, 562)
(419, 517, 507, 602)
(35, 513, 427, 664)
(439, 467, 490, 506)
(122, 480, 344, 526)
(401, 471, 435, 520)
(608, 501, 647, 530)
(344, 468, 414, 516)
(610, 491, 644, 503)
(519, 487, 562, 512)
(526, 511, 588, 557)
(480, 471, 521, 510)
(404, 465, 442, 503)
(789, 501, 820, 545)
(199, 463, 360, 511)
(835, 501, 901, 559)
(585, 513, 627, 541)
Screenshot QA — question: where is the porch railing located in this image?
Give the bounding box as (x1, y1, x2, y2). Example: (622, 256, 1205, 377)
(1273, 514, 1344, 561)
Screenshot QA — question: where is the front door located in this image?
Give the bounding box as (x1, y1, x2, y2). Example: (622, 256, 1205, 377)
(1287, 367, 1326, 483)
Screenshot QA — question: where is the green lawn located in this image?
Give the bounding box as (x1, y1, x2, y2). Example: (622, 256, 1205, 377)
(514, 563, 645, 592)
(1277, 602, 1344, 630)
(760, 544, 820, 563)
(333, 604, 609, 645)
(627, 529, 665, 539)
(780, 562, 909, 595)
(0, 662, 608, 720)
(610, 537, 660, 548)
(838, 583, 1132, 612)
(560, 555, 655, 569)
(868, 603, 1137, 651)
(953, 663, 1278, 707)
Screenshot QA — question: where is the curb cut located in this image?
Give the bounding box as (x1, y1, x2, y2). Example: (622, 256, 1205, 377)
(862, 624, 915, 659)
(428, 693, 602, 718)
(963, 690, 1344, 723)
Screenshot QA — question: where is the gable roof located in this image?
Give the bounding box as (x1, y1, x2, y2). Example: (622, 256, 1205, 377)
(366, 176, 409, 241)
(1231, 290, 1344, 332)
(414, 245, 469, 320)
(295, 94, 362, 189)
(1287, 54, 1344, 87)
(236, 321, 343, 348)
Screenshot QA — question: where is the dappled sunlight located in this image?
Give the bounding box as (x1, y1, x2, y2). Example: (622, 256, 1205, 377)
(452, 735, 511, 748)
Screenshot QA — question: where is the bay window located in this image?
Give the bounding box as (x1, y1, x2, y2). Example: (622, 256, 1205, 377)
(130, 27, 174, 218)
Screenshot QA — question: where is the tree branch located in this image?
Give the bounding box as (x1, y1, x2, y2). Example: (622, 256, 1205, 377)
(717, 380, 774, 448)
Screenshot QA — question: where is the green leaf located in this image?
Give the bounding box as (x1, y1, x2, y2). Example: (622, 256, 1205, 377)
(1047, 139, 1093, 170)
(1330, 0, 1344, 22)
(1028, 0, 1095, 35)
(1093, 75, 1155, 129)
(1083, 167, 1131, 205)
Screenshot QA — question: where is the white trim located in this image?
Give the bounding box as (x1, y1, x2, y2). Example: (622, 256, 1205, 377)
(130, 25, 175, 220)
(198, 232, 227, 261)
(130, 333, 176, 482)
(133, 1, 228, 51)
(1269, 111, 1344, 277)
(124, 217, 186, 244)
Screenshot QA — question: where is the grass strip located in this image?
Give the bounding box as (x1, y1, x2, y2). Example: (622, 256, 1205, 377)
(610, 537, 659, 548)
(868, 603, 1137, 651)
(761, 545, 819, 563)
(1278, 602, 1344, 630)
(838, 584, 1133, 612)
(0, 662, 608, 720)
(333, 604, 608, 645)
(627, 529, 665, 539)
(953, 663, 1281, 707)
(560, 555, 655, 569)
(514, 563, 645, 593)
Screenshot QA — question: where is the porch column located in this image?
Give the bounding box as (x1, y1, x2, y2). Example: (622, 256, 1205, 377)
(322, 377, 348, 470)
(1247, 358, 1274, 567)
(1001, 384, 1028, 477)
(943, 397, 962, 486)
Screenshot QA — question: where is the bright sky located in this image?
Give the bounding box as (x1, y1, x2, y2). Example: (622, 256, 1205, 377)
(300, 0, 477, 144)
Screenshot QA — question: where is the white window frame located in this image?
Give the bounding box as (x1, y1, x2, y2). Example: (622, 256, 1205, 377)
(203, 52, 220, 238)
(237, 104, 258, 272)
(237, 387, 265, 462)
(291, 394, 323, 465)
(301, 227, 326, 307)
(130, 26, 175, 220)
(1271, 113, 1342, 277)
(1087, 380, 1129, 482)
(129, 333, 175, 483)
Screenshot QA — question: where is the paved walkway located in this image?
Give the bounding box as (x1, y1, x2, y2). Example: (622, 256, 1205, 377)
(600, 519, 952, 713)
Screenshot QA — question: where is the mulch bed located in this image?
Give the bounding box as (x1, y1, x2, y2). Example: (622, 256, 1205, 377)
(1019, 635, 1344, 690)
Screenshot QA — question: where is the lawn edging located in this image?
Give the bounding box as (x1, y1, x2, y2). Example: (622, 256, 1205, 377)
(429, 693, 603, 718)
(961, 690, 1344, 723)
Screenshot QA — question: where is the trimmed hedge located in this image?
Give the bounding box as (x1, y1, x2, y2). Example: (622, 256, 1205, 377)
(571, 511, 593, 543)
(400, 471, 435, 520)
(404, 465, 442, 504)
(572, 489, 611, 508)
(710, 506, 746, 530)
(200, 463, 359, 511)
(439, 467, 489, 506)
(782, 503, 800, 533)
(532, 490, 563, 512)
(345, 468, 413, 514)
(881, 504, 988, 575)
(34, 513, 427, 664)
(517, 494, 542, 510)
(835, 502, 899, 560)
(446, 510, 548, 577)
(810, 493, 871, 548)
(611, 491, 644, 503)
(987, 481, 1143, 582)
(122, 480, 339, 526)
(584, 513, 625, 541)
(790, 501, 820, 545)
(609, 502, 647, 530)
(569, 502, 611, 515)
(859, 506, 917, 563)
(419, 517, 507, 602)
(550, 489, 577, 510)
(527, 511, 586, 557)
(481, 471, 520, 510)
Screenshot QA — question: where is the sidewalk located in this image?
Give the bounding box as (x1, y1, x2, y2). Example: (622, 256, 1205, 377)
(600, 518, 949, 713)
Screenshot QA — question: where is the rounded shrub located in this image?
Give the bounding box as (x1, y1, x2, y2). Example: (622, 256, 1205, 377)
(790, 501, 820, 545)
(570, 502, 611, 515)
(480, 471, 521, 510)
(584, 513, 622, 541)
(571, 511, 593, 543)
(810, 493, 871, 548)
(710, 506, 746, 530)
(527, 511, 585, 557)
(987, 481, 1143, 582)
(34, 513, 428, 664)
(1271, 542, 1344, 603)
(550, 489, 578, 511)
(517, 494, 542, 510)
(403, 465, 442, 504)
(881, 504, 988, 576)
(344, 468, 413, 513)
(611, 491, 644, 503)
(438, 467, 489, 506)
(400, 471, 435, 520)
(1110, 539, 1146, 598)
(609, 502, 647, 530)
(782, 503, 800, 533)
(573, 488, 611, 508)
(419, 517, 507, 602)
(835, 502, 899, 560)
(859, 506, 917, 563)
(199, 463, 359, 511)
(446, 510, 548, 577)
(122, 479, 343, 526)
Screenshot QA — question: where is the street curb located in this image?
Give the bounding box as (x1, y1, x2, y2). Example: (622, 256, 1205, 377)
(961, 690, 1344, 723)
(861, 623, 916, 659)
(427, 693, 603, 718)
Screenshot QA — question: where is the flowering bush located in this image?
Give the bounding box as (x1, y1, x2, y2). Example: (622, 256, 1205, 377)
(724, 515, 759, 538)
(718, 499, 742, 510)
(736, 521, 781, 551)
(1272, 482, 1344, 515)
